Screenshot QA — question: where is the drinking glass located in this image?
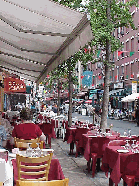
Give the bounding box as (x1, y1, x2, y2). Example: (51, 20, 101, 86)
(26, 143, 33, 157)
(35, 143, 42, 157)
(131, 140, 136, 149)
(125, 140, 130, 149)
(124, 129, 127, 136)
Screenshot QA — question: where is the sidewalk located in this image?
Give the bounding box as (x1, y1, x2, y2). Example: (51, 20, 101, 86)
(51, 138, 124, 186)
(50, 112, 139, 186)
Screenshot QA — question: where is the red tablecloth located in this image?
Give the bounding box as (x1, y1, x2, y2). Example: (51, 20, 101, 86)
(62, 120, 68, 129)
(101, 146, 138, 186)
(51, 119, 58, 128)
(12, 158, 65, 185)
(39, 123, 56, 139)
(82, 134, 117, 162)
(64, 127, 77, 144)
(38, 123, 56, 147)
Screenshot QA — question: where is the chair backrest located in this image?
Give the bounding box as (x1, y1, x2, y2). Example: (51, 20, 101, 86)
(16, 178, 69, 186)
(108, 140, 126, 146)
(123, 154, 139, 176)
(16, 152, 53, 181)
(75, 128, 90, 147)
(15, 138, 40, 143)
(75, 128, 89, 140)
(15, 141, 44, 150)
(42, 124, 53, 135)
(14, 138, 43, 150)
(90, 136, 109, 156)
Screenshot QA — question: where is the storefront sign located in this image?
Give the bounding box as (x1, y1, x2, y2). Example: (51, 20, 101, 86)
(132, 81, 137, 94)
(82, 71, 93, 88)
(4, 77, 26, 93)
(114, 82, 123, 89)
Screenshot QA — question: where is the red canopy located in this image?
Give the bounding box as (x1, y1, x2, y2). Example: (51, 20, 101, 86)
(85, 100, 92, 104)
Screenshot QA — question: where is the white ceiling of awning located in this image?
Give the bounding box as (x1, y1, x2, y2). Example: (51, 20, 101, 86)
(0, 0, 93, 84)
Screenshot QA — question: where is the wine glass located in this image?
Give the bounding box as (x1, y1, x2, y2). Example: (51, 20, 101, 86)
(125, 140, 130, 149)
(35, 143, 42, 157)
(26, 143, 33, 157)
(131, 140, 136, 149)
(124, 129, 127, 136)
(128, 129, 131, 137)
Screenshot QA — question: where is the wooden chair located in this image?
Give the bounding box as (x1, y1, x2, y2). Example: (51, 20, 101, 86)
(14, 138, 44, 150)
(16, 178, 69, 186)
(14, 138, 40, 144)
(16, 153, 53, 181)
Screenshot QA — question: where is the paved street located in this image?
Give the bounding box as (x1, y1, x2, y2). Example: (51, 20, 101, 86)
(72, 112, 139, 136)
(51, 112, 139, 186)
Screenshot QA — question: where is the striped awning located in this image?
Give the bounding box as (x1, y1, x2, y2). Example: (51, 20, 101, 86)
(0, 0, 93, 84)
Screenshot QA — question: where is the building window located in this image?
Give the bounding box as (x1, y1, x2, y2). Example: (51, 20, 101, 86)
(126, 41, 129, 57)
(112, 70, 114, 82)
(117, 27, 120, 38)
(112, 52, 114, 61)
(122, 66, 124, 74)
(126, 27, 129, 34)
(117, 68, 119, 81)
(125, 65, 128, 79)
(131, 38, 134, 52)
(130, 63, 134, 79)
(121, 27, 124, 36)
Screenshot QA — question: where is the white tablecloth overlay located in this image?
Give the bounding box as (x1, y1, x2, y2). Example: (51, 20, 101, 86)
(0, 158, 13, 186)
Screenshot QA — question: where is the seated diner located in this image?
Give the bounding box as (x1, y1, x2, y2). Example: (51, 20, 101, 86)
(11, 107, 46, 144)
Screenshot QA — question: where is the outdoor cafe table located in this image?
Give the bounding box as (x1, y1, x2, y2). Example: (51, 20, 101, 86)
(64, 126, 78, 154)
(12, 156, 65, 185)
(64, 125, 94, 154)
(101, 145, 139, 186)
(82, 133, 118, 172)
(37, 122, 56, 148)
(0, 150, 13, 186)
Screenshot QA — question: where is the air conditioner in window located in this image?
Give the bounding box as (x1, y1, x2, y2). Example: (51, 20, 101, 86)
(120, 76, 124, 80)
(97, 63, 101, 68)
(120, 31, 124, 35)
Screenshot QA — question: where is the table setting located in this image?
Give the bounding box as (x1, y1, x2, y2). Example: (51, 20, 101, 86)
(0, 149, 13, 186)
(101, 139, 139, 186)
(10, 145, 65, 186)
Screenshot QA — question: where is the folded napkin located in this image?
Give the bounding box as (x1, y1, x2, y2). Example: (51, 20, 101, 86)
(12, 148, 19, 154)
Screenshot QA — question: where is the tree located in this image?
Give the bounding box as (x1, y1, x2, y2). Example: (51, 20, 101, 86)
(53, 0, 138, 131)
(45, 60, 78, 124)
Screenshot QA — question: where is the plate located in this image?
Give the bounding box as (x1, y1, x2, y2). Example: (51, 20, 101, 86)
(9, 153, 16, 158)
(0, 149, 7, 152)
(42, 149, 54, 152)
(117, 149, 129, 153)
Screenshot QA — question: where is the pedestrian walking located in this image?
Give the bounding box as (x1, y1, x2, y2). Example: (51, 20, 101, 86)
(135, 108, 139, 126)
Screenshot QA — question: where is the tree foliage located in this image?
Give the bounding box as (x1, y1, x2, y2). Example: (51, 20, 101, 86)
(51, 0, 138, 129)
(44, 59, 78, 90)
